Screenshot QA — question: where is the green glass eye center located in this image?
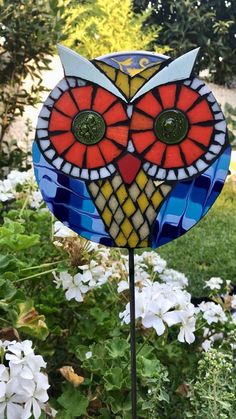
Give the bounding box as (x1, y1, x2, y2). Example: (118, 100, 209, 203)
(72, 111, 106, 145)
(154, 109, 189, 144)
(163, 117, 176, 132)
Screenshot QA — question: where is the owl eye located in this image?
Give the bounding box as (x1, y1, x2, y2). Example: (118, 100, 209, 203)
(36, 77, 129, 180)
(130, 78, 227, 181)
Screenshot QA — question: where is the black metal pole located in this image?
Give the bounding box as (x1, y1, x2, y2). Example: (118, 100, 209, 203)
(128, 248, 137, 419)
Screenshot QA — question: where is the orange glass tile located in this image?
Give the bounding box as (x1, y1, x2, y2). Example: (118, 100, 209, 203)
(54, 91, 78, 117)
(177, 85, 199, 111)
(106, 125, 129, 146)
(65, 142, 86, 167)
(103, 102, 128, 125)
(187, 100, 213, 123)
(144, 141, 166, 165)
(71, 86, 93, 110)
(136, 91, 162, 117)
(158, 84, 177, 109)
(132, 130, 156, 153)
(86, 145, 106, 168)
(49, 109, 72, 131)
(164, 145, 184, 168)
(51, 132, 75, 154)
(188, 125, 213, 147)
(99, 139, 121, 163)
(130, 111, 153, 130)
(180, 138, 205, 165)
(92, 87, 117, 114)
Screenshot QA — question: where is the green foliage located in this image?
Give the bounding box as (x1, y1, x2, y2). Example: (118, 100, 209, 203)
(0, 217, 39, 251)
(186, 350, 236, 418)
(0, 208, 171, 418)
(63, 0, 166, 59)
(0, 184, 236, 417)
(224, 103, 236, 144)
(134, 0, 236, 85)
(57, 385, 89, 418)
(0, 0, 65, 151)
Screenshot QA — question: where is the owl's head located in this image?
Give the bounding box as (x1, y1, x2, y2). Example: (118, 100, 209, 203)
(36, 46, 228, 185)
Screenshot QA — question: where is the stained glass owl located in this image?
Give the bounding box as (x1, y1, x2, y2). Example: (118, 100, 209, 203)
(33, 46, 231, 248)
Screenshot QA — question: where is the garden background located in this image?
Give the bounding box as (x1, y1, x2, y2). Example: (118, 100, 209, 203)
(0, 0, 236, 418)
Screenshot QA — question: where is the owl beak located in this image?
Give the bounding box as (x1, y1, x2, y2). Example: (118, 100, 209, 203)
(117, 153, 141, 185)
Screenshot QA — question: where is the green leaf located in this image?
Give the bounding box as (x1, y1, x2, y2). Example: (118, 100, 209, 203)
(57, 386, 89, 417)
(12, 300, 49, 340)
(0, 254, 20, 273)
(104, 367, 125, 391)
(0, 219, 39, 251)
(0, 279, 17, 301)
(140, 357, 162, 378)
(106, 392, 131, 414)
(106, 337, 129, 359)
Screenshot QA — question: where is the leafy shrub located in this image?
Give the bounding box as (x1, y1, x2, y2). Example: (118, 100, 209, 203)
(134, 0, 236, 86)
(0, 0, 64, 151)
(0, 169, 236, 417)
(224, 103, 236, 145)
(63, 0, 166, 59)
(186, 350, 236, 418)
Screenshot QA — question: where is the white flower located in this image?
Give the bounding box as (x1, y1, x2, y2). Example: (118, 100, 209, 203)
(117, 268, 151, 293)
(85, 351, 92, 359)
(5, 340, 46, 379)
(65, 272, 91, 302)
(21, 373, 49, 419)
(0, 365, 9, 383)
(53, 260, 112, 303)
(202, 339, 212, 352)
(119, 279, 196, 343)
(0, 378, 25, 419)
(53, 271, 73, 290)
(0, 340, 49, 419)
(231, 311, 236, 324)
(0, 36, 6, 46)
(204, 277, 223, 290)
(53, 221, 76, 238)
(140, 251, 167, 273)
(177, 311, 196, 344)
(79, 260, 111, 287)
(141, 297, 180, 336)
(117, 280, 129, 293)
(0, 179, 15, 202)
(231, 295, 236, 309)
(202, 327, 224, 351)
(199, 301, 227, 325)
(7, 169, 34, 187)
(159, 269, 188, 288)
(29, 190, 43, 209)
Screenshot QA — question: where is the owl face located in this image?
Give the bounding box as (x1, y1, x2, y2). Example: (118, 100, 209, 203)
(34, 47, 231, 249)
(36, 46, 228, 185)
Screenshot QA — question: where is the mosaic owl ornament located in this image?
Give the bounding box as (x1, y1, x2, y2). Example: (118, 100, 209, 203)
(33, 46, 231, 249)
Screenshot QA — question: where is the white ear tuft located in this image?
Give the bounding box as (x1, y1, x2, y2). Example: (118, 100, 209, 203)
(130, 47, 200, 102)
(57, 44, 127, 102)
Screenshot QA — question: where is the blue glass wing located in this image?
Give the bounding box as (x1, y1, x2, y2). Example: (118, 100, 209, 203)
(33, 143, 114, 247)
(151, 146, 231, 249)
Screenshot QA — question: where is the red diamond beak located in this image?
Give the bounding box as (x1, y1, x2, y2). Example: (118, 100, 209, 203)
(117, 153, 142, 185)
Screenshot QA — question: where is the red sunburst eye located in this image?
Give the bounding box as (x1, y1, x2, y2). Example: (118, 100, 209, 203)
(39, 80, 129, 172)
(131, 81, 216, 170)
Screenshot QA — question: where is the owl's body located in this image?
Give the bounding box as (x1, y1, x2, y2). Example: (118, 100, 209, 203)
(33, 49, 231, 248)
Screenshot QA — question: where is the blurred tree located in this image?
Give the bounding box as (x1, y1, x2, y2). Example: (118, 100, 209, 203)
(133, 0, 236, 86)
(0, 0, 65, 150)
(63, 0, 166, 59)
